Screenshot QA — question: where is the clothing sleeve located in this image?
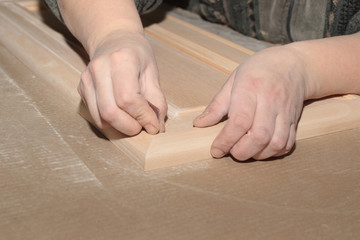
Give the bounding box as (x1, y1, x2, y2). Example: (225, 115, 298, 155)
(135, 0, 163, 14)
(346, 10, 360, 35)
(44, 0, 62, 21)
(43, 0, 163, 22)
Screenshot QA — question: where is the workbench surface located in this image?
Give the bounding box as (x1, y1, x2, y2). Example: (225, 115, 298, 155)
(1, 1, 360, 239)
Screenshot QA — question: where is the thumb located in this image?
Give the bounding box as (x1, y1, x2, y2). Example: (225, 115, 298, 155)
(143, 81, 168, 133)
(193, 75, 234, 128)
(147, 97, 167, 133)
(141, 64, 168, 133)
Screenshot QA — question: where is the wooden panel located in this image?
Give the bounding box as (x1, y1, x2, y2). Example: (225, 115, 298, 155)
(144, 13, 254, 73)
(2, 2, 360, 170)
(149, 37, 227, 110)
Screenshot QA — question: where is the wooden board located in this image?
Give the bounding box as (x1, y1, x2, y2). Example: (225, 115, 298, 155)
(2, 2, 360, 170)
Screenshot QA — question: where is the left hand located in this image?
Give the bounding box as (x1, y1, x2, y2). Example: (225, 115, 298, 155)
(193, 46, 311, 160)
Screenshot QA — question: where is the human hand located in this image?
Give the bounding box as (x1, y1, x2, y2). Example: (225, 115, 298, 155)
(194, 46, 311, 160)
(78, 31, 167, 136)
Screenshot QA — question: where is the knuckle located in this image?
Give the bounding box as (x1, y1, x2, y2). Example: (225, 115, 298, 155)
(251, 126, 271, 146)
(98, 104, 117, 123)
(88, 57, 103, 74)
(116, 93, 135, 108)
(269, 136, 286, 151)
(229, 114, 252, 132)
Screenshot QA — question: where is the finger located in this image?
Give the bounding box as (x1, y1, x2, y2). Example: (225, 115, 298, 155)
(142, 66, 168, 133)
(253, 114, 290, 159)
(79, 70, 107, 128)
(78, 80, 88, 114)
(193, 73, 234, 128)
(210, 88, 256, 158)
(272, 124, 296, 157)
(229, 99, 277, 161)
(89, 59, 142, 136)
(110, 51, 160, 134)
(77, 81, 85, 105)
(286, 123, 296, 151)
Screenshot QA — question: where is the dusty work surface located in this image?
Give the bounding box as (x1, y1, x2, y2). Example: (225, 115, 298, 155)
(1, 1, 360, 239)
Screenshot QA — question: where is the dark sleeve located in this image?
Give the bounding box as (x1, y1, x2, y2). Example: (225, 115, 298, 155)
(135, 0, 163, 14)
(346, 10, 360, 34)
(330, 1, 360, 36)
(43, 0, 163, 21)
(44, 0, 62, 21)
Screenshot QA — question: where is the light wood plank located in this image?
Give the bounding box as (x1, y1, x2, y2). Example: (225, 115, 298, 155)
(2, 2, 360, 170)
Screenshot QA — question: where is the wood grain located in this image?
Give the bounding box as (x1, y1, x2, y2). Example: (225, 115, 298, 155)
(2, 2, 360, 170)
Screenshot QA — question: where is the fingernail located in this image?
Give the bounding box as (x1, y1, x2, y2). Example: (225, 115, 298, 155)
(211, 148, 225, 158)
(145, 124, 159, 135)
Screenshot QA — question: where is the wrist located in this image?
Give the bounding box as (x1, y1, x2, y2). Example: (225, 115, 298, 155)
(57, 0, 145, 58)
(86, 27, 145, 58)
(283, 42, 318, 100)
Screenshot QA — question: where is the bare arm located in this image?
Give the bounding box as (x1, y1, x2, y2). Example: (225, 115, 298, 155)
(288, 32, 360, 99)
(57, 0, 143, 56)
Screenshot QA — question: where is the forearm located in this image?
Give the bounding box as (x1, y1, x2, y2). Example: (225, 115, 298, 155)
(57, 0, 144, 57)
(286, 32, 360, 100)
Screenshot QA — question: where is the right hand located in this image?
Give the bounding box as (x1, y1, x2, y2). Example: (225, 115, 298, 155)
(78, 31, 167, 136)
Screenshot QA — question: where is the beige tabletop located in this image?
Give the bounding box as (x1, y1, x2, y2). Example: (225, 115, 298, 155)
(1, 1, 360, 239)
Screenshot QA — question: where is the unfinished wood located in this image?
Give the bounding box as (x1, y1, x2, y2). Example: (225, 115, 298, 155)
(2, 2, 360, 170)
(16, 0, 43, 12)
(146, 24, 240, 73)
(297, 94, 360, 140)
(144, 14, 254, 74)
(0, 2, 82, 102)
(149, 37, 227, 110)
